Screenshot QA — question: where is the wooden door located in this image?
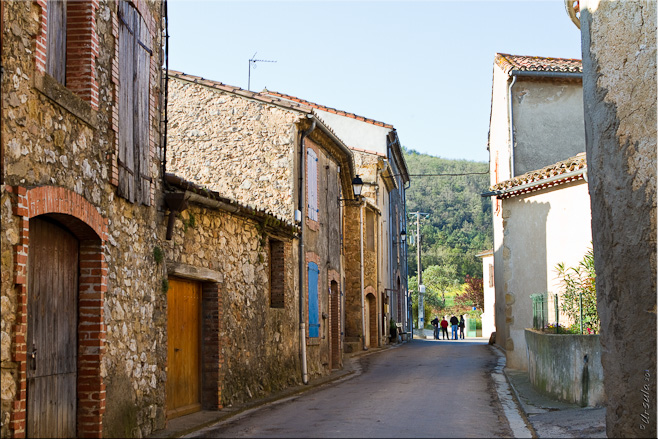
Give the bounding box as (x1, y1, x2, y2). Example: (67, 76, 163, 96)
(27, 218, 79, 438)
(329, 281, 340, 369)
(166, 278, 202, 419)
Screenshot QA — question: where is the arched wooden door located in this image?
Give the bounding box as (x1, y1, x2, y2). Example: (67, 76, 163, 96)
(27, 217, 79, 438)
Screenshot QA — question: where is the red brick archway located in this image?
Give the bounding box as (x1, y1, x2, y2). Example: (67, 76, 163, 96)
(7, 186, 108, 438)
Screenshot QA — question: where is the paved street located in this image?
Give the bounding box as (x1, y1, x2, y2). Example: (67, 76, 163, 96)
(188, 340, 514, 438)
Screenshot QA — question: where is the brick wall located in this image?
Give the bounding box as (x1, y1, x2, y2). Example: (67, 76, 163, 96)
(5, 186, 108, 438)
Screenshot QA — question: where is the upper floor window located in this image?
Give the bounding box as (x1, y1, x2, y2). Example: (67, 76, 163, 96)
(46, 0, 67, 84)
(117, 0, 152, 205)
(269, 239, 285, 309)
(307, 148, 318, 221)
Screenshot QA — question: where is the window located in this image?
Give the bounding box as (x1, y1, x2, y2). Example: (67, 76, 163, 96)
(366, 209, 375, 252)
(46, 0, 67, 84)
(117, 0, 152, 205)
(307, 148, 318, 221)
(269, 239, 285, 308)
(308, 262, 319, 338)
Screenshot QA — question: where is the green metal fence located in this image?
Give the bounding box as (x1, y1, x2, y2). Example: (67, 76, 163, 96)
(530, 293, 547, 330)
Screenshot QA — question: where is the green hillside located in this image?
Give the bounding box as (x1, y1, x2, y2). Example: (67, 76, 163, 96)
(404, 148, 493, 282)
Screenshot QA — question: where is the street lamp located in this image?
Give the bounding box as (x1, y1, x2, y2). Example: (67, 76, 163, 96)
(352, 175, 363, 200)
(338, 175, 364, 202)
(400, 229, 406, 243)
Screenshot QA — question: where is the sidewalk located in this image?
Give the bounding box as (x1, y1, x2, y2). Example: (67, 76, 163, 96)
(148, 342, 401, 438)
(501, 355, 607, 438)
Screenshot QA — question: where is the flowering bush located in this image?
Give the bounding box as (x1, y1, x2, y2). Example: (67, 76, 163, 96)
(556, 248, 599, 334)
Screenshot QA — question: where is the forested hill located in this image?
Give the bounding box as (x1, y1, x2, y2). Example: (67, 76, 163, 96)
(404, 148, 493, 281)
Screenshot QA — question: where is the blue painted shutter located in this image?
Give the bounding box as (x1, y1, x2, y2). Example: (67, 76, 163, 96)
(308, 262, 319, 338)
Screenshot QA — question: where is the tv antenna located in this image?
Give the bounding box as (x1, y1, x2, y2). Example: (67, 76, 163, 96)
(248, 52, 276, 91)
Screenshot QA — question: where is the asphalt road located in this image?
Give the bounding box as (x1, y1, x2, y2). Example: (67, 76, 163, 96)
(189, 339, 514, 438)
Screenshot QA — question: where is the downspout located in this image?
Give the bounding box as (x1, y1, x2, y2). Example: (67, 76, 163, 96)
(507, 74, 517, 178)
(360, 202, 367, 350)
(161, 0, 169, 179)
(299, 118, 315, 385)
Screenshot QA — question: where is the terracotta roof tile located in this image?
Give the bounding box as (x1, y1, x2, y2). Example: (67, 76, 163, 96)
(167, 70, 313, 114)
(495, 53, 582, 75)
(263, 89, 395, 129)
(490, 153, 587, 197)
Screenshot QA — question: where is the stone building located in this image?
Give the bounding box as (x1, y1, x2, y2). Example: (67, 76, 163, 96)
(1, 0, 167, 437)
(165, 71, 356, 385)
(576, 1, 657, 437)
(487, 53, 585, 369)
(263, 90, 411, 351)
(160, 173, 300, 416)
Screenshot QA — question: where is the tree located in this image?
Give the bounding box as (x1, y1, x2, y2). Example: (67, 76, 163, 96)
(455, 275, 484, 310)
(556, 248, 599, 334)
(423, 264, 459, 309)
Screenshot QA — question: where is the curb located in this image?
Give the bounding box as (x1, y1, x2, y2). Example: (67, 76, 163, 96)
(150, 342, 404, 438)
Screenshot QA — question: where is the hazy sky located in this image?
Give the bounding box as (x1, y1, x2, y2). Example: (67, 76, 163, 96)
(167, 0, 582, 162)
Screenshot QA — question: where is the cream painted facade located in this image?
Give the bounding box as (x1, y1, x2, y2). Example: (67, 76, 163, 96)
(497, 178, 592, 370)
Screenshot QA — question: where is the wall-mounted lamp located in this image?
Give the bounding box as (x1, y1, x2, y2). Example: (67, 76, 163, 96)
(394, 229, 407, 245)
(338, 175, 364, 203)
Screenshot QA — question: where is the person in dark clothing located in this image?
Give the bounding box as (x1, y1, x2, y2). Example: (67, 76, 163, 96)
(450, 315, 459, 340)
(440, 317, 449, 340)
(431, 316, 440, 339)
(459, 315, 465, 339)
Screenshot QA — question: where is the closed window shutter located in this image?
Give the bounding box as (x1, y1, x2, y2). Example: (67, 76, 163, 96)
(308, 262, 320, 338)
(307, 149, 318, 221)
(46, 0, 67, 84)
(135, 14, 152, 206)
(117, 1, 151, 205)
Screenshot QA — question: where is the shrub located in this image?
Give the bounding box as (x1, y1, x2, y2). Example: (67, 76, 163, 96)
(556, 248, 599, 334)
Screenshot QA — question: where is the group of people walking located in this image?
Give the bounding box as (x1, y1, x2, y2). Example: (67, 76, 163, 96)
(431, 315, 465, 340)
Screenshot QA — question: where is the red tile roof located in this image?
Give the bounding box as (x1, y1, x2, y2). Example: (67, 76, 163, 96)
(495, 53, 582, 75)
(490, 153, 587, 198)
(263, 89, 394, 129)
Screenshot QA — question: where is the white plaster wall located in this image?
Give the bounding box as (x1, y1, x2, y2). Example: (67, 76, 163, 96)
(513, 79, 585, 175)
(315, 110, 390, 154)
(480, 253, 496, 338)
(502, 180, 592, 370)
(489, 65, 513, 186)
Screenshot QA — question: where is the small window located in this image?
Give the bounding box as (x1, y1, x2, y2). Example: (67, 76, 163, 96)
(489, 263, 494, 287)
(46, 0, 67, 84)
(307, 148, 318, 221)
(269, 239, 285, 308)
(117, 0, 152, 205)
(366, 209, 375, 251)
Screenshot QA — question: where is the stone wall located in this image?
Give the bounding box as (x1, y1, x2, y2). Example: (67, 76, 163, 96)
(162, 204, 301, 407)
(167, 77, 300, 221)
(525, 329, 604, 407)
(1, 1, 166, 437)
(580, 1, 657, 437)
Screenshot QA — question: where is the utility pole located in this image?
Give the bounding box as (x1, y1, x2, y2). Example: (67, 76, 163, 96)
(410, 211, 429, 332)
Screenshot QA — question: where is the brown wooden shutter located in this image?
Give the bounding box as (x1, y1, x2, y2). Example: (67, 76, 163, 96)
(117, 1, 152, 205)
(46, 0, 67, 84)
(136, 15, 152, 206)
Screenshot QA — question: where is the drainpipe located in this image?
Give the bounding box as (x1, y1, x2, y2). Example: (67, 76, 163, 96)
(360, 201, 367, 350)
(507, 75, 517, 178)
(299, 118, 315, 385)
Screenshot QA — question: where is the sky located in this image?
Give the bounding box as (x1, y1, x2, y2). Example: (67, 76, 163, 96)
(167, 0, 582, 163)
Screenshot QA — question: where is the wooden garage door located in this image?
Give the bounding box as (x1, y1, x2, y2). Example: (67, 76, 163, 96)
(27, 217, 79, 438)
(166, 278, 202, 419)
